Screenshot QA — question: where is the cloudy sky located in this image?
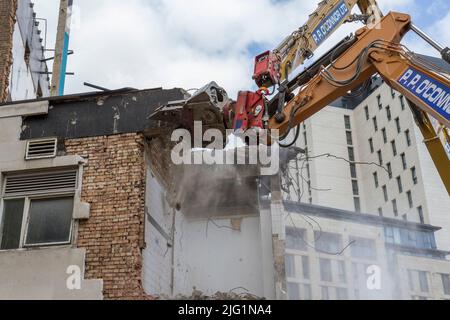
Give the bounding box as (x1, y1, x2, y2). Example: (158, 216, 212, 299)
(33, 0, 450, 96)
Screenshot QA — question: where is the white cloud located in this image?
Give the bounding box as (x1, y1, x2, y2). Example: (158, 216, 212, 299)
(34, 0, 316, 95)
(33, 0, 441, 99)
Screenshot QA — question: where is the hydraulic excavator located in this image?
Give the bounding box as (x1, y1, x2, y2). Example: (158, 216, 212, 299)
(150, 1, 450, 195)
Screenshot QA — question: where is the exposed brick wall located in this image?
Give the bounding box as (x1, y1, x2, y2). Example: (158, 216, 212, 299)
(65, 133, 152, 300)
(0, 0, 17, 102)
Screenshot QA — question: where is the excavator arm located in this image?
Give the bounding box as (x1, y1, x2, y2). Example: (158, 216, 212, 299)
(236, 0, 383, 134)
(268, 12, 450, 194)
(270, 0, 382, 84)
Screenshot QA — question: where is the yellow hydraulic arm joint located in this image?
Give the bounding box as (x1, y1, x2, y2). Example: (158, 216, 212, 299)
(274, 0, 382, 81)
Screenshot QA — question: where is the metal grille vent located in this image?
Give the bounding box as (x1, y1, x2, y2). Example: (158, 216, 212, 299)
(25, 138, 57, 160)
(3, 170, 78, 196)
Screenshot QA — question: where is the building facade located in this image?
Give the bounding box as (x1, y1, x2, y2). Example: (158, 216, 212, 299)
(284, 74, 450, 252)
(0, 88, 186, 299)
(0, 0, 50, 103)
(282, 201, 450, 300)
(0, 84, 449, 300)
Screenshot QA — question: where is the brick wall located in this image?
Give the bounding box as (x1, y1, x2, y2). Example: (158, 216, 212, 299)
(65, 133, 152, 300)
(0, 0, 17, 102)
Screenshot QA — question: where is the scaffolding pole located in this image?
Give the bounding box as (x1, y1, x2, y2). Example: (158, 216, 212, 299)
(51, 0, 73, 96)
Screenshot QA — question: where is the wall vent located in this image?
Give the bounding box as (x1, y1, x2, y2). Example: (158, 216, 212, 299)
(25, 138, 57, 160)
(3, 170, 78, 196)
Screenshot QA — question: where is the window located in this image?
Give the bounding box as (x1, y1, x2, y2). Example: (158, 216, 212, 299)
(321, 286, 330, 300)
(354, 197, 361, 213)
(346, 131, 353, 145)
(404, 130, 412, 148)
(387, 162, 393, 179)
(0, 199, 25, 250)
(350, 163, 357, 179)
(382, 128, 387, 143)
(386, 106, 392, 121)
(401, 153, 407, 170)
(407, 191, 413, 209)
(348, 147, 355, 162)
(408, 270, 414, 291)
(417, 206, 425, 224)
(377, 95, 382, 109)
(303, 284, 312, 300)
(392, 199, 398, 216)
(373, 117, 378, 131)
(442, 274, 450, 295)
(411, 167, 418, 184)
(369, 138, 374, 153)
(387, 227, 436, 249)
(378, 207, 383, 217)
(378, 150, 383, 166)
(352, 263, 360, 284)
(315, 232, 343, 253)
(391, 88, 396, 98)
(303, 131, 308, 146)
(25, 197, 74, 246)
(285, 255, 296, 278)
(320, 258, 333, 282)
(350, 237, 377, 260)
(337, 261, 347, 283)
(302, 256, 310, 279)
(397, 176, 403, 193)
(364, 106, 370, 120)
(344, 115, 351, 130)
(286, 227, 307, 251)
(418, 271, 429, 293)
(1, 197, 74, 249)
(373, 172, 379, 188)
(382, 185, 388, 202)
(0, 171, 77, 250)
(336, 288, 348, 300)
(352, 180, 359, 196)
(391, 140, 397, 156)
(287, 283, 300, 300)
(400, 95, 406, 110)
(395, 117, 401, 133)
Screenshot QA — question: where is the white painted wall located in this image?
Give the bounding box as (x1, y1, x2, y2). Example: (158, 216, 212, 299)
(0, 248, 102, 300)
(8, 22, 37, 101)
(414, 126, 450, 252)
(143, 162, 272, 298)
(142, 167, 175, 296)
(172, 214, 264, 296)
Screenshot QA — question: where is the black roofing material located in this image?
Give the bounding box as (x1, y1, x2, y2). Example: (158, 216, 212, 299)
(20, 88, 187, 140)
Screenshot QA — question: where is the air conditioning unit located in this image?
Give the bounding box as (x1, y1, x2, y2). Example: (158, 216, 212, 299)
(25, 138, 57, 160)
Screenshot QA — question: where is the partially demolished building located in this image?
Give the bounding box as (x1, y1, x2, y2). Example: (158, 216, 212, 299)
(0, 0, 50, 103)
(1, 86, 450, 300)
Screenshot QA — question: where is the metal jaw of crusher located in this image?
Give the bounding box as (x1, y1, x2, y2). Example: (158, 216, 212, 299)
(149, 82, 230, 145)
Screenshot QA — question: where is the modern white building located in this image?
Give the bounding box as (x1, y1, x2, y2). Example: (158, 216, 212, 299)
(284, 57, 450, 252)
